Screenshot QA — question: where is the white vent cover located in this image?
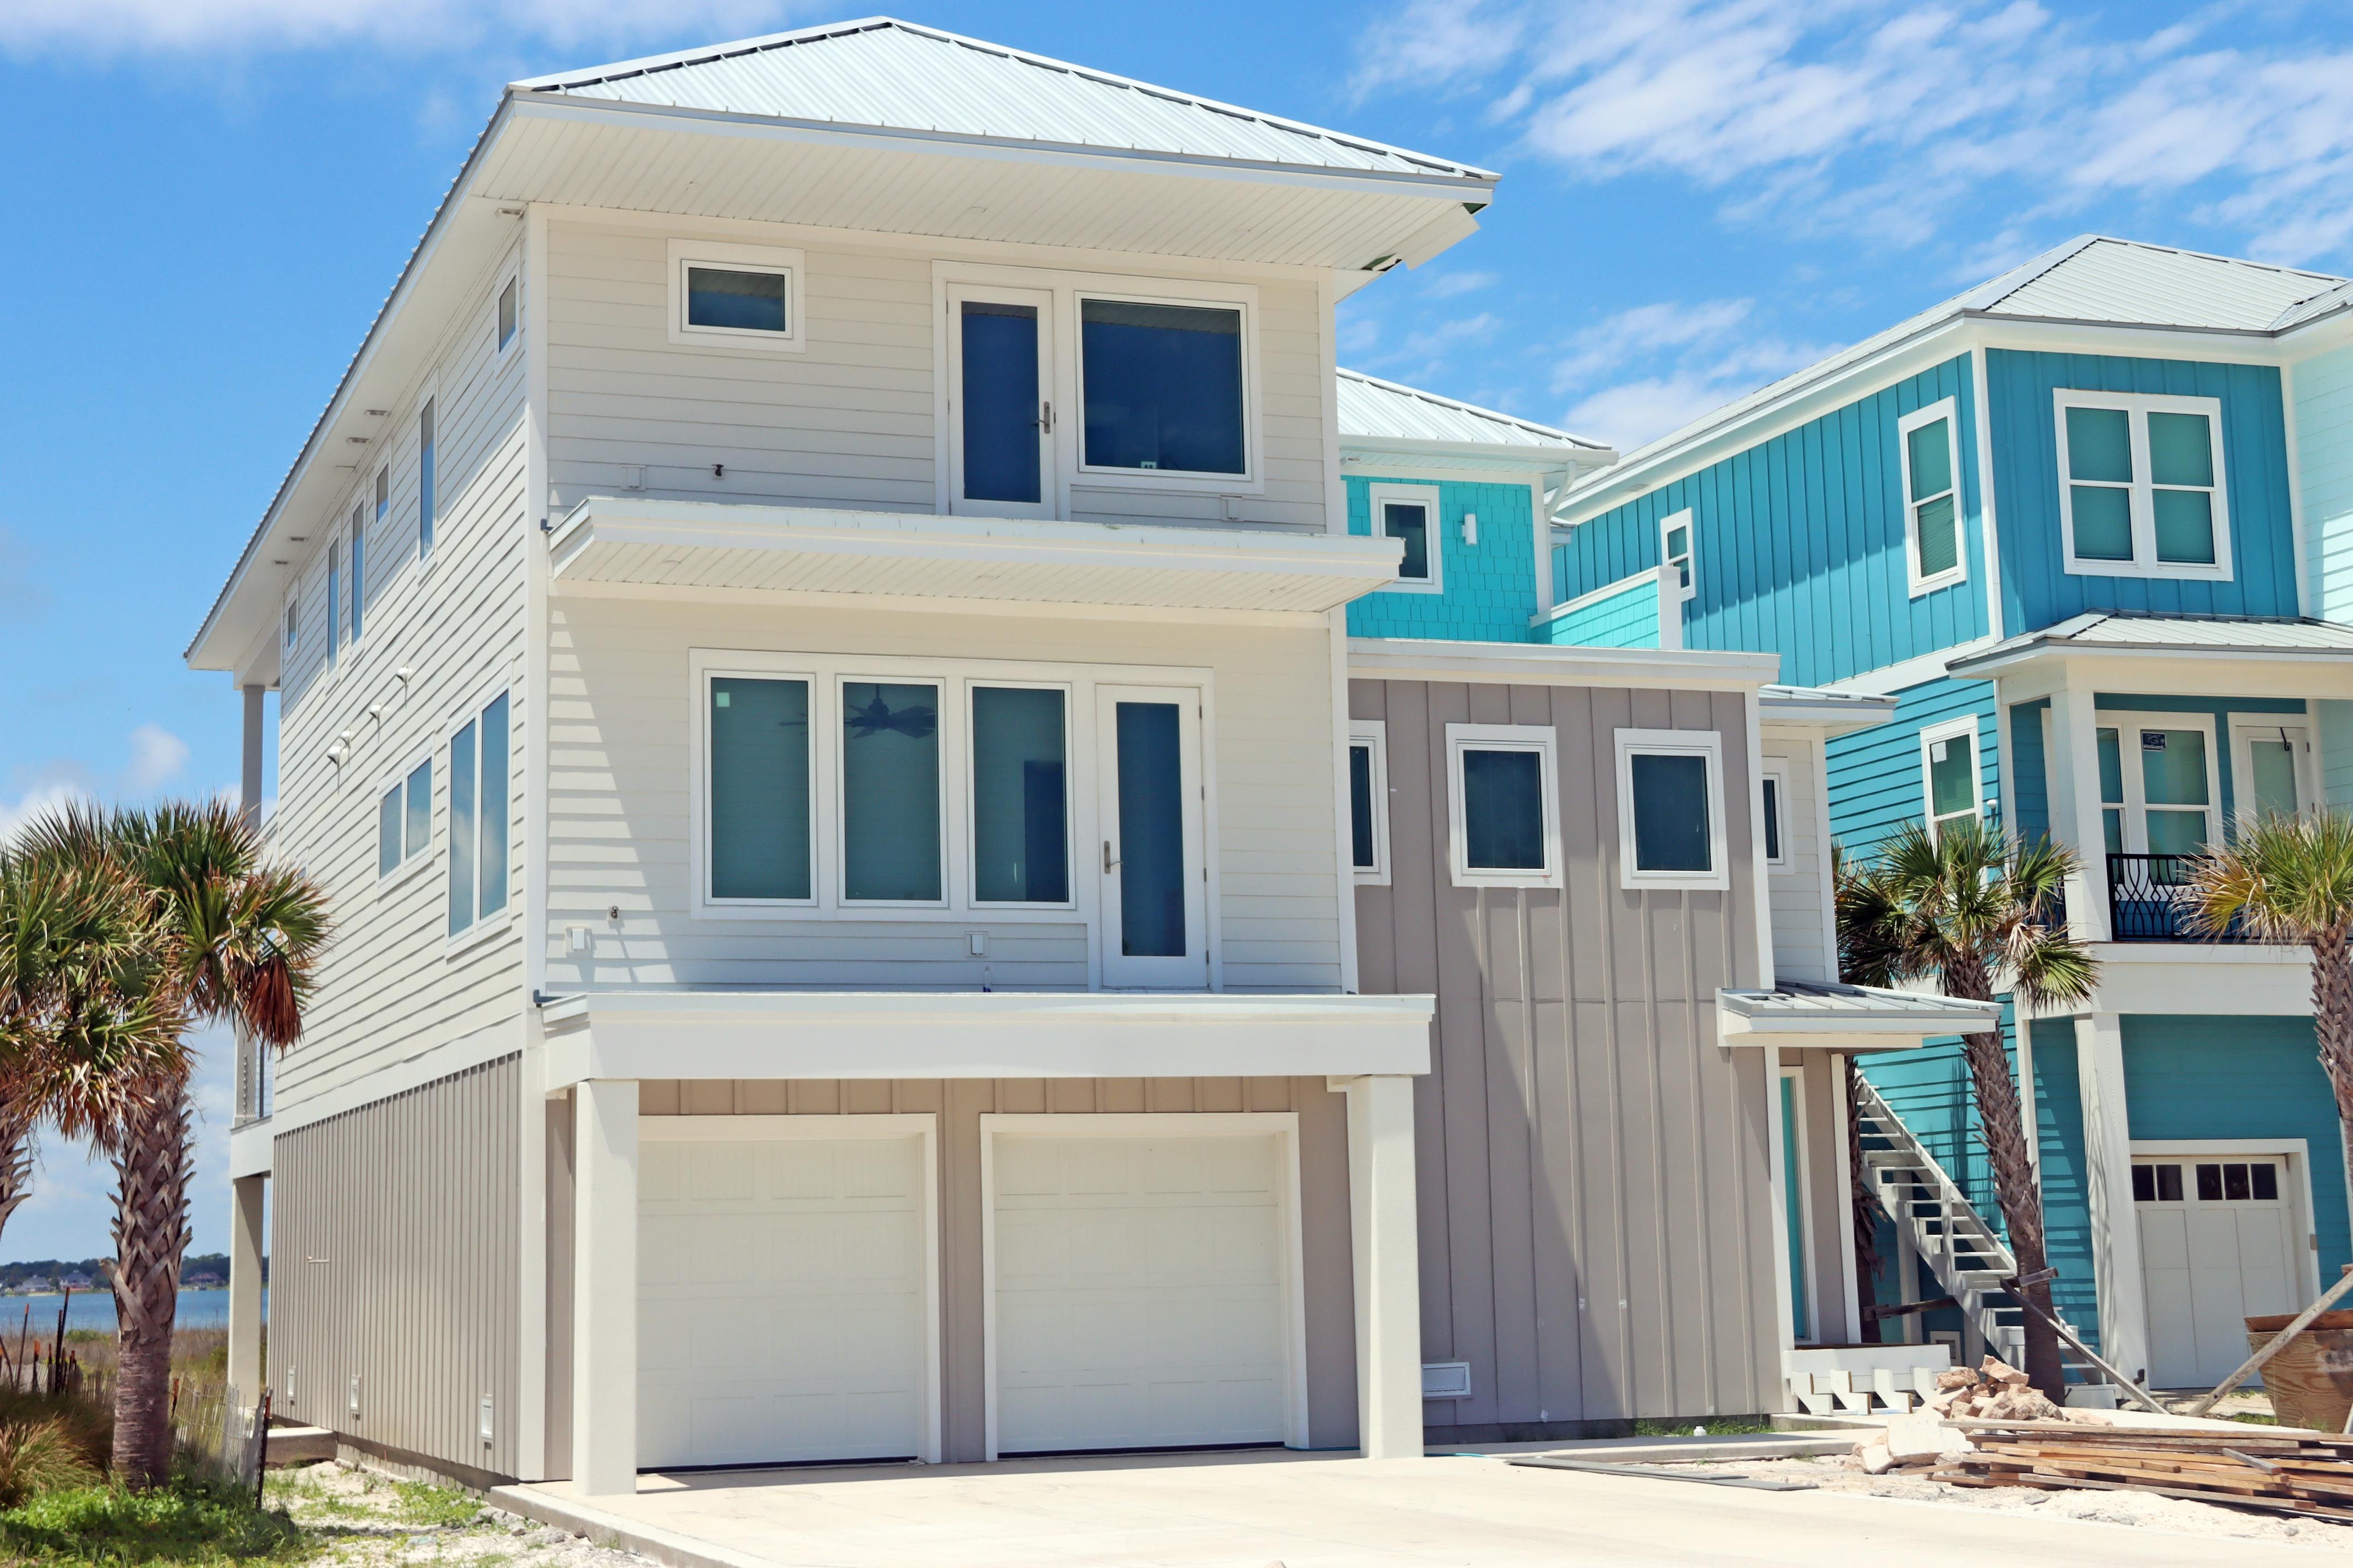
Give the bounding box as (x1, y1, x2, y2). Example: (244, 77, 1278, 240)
(1422, 1361, 1472, 1400)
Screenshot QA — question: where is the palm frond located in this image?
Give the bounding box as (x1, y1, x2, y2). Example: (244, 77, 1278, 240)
(2190, 811, 2353, 945)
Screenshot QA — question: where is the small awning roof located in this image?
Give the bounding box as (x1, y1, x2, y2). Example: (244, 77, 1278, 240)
(1947, 612, 2353, 677)
(547, 497, 1405, 615)
(1758, 683, 1898, 734)
(1718, 981, 2002, 1050)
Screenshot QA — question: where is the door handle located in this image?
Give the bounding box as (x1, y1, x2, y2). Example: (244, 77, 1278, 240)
(1103, 839, 1119, 872)
(1038, 401, 1054, 434)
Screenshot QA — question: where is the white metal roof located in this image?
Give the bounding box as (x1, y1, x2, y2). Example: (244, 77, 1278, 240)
(515, 17, 1494, 181)
(1718, 981, 2003, 1045)
(1336, 367, 1606, 453)
(1947, 612, 2353, 673)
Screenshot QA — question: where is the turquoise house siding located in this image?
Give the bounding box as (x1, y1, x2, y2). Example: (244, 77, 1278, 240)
(2030, 1022, 2100, 1353)
(2009, 699, 2051, 843)
(1985, 349, 2300, 632)
(2296, 342, 2353, 623)
(1555, 354, 1989, 687)
(2005, 694, 2309, 840)
(1344, 475, 1538, 641)
(1827, 677, 1999, 852)
(1534, 573, 1658, 647)
(2122, 1015, 2349, 1288)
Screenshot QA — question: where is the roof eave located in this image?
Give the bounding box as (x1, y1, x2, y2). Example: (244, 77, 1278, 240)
(1339, 434, 1613, 471)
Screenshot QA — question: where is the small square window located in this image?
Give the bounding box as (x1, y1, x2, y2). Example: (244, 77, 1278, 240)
(1368, 485, 1442, 594)
(1615, 729, 1729, 891)
(1446, 723, 1558, 888)
(1349, 721, 1390, 885)
(667, 240, 805, 353)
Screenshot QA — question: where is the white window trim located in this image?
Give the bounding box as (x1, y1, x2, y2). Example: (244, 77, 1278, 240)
(666, 238, 807, 354)
(1760, 760, 1791, 872)
(1348, 720, 1390, 886)
(374, 750, 435, 892)
(1919, 716, 1984, 839)
(1446, 722, 1562, 890)
(1614, 727, 1731, 891)
(415, 383, 440, 565)
(2227, 714, 2319, 830)
(493, 269, 521, 361)
(1659, 508, 1696, 602)
(930, 262, 1265, 517)
(444, 686, 516, 953)
(2100, 710, 2221, 854)
(1897, 397, 1967, 597)
(964, 677, 1079, 913)
(2053, 390, 2233, 581)
(1366, 483, 1443, 595)
(944, 282, 1058, 522)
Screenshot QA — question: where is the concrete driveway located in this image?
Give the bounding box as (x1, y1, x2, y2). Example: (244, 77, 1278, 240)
(495, 1449, 2327, 1567)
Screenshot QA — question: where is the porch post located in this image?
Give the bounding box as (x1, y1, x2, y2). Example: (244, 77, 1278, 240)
(2076, 1012, 2150, 1383)
(1340, 1073, 1422, 1459)
(227, 1175, 266, 1413)
(572, 1079, 638, 1495)
(239, 684, 266, 821)
(2046, 685, 2112, 942)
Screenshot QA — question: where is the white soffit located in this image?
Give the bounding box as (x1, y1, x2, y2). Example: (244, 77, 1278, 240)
(547, 497, 1407, 614)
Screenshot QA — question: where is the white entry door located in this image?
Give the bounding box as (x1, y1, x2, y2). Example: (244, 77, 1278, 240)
(988, 1123, 1294, 1456)
(639, 1123, 934, 1468)
(2136, 1152, 2302, 1389)
(1094, 686, 1209, 988)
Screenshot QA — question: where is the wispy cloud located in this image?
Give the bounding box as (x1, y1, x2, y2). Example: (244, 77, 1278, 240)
(1423, 269, 1499, 299)
(0, 722, 193, 841)
(0, 0, 805, 56)
(1553, 297, 1835, 448)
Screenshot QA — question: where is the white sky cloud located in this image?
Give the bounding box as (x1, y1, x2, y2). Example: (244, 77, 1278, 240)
(0, 0, 802, 56)
(1553, 296, 1835, 448)
(125, 723, 190, 792)
(0, 722, 195, 842)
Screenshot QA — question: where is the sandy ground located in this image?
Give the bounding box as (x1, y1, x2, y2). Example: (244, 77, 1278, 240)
(267, 1462, 639, 1568)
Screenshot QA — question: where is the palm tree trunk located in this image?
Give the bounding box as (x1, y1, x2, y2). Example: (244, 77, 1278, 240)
(0, 1090, 36, 1245)
(107, 1070, 193, 1489)
(2311, 923, 2353, 1191)
(1844, 1058, 1882, 1344)
(1946, 956, 2066, 1400)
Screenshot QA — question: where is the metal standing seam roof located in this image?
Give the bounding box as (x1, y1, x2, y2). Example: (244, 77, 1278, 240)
(1717, 981, 2004, 1026)
(513, 17, 1498, 182)
(1336, 367, 1608, 453)
(1949, 612, 2353, 668)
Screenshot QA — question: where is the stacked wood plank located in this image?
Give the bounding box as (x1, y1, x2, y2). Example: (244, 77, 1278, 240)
(1931, 1417, 2353, 1521)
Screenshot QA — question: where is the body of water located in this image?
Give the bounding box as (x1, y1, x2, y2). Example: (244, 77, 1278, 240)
(0, 1287, 251, 1335)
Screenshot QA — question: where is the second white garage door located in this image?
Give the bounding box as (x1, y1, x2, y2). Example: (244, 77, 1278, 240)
(989, 1123, 1295, 1456)
(639, 1123, 933, 1469)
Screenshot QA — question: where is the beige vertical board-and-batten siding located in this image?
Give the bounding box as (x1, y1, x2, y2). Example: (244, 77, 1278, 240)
(625, 1077, 1358, 1464)
(542, 595, 1344, 992)
(270, 252, 533, 1121)
(1350, 677, 1779, 1428)
(540, 220, 1329, 532)
(270, 1056, 521, 1482)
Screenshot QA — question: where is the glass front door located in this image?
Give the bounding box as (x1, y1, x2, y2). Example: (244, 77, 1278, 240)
(1095, 685, 1207, 988)
(2234, 722, 2312, 827)
(950, 286, 1055, 519)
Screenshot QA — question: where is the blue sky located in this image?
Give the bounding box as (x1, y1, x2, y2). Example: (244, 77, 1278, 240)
(0, 0, 2348, 1257)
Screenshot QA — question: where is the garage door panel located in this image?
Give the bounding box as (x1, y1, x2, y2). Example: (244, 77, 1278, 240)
(2137, 1156, 2302, 1388)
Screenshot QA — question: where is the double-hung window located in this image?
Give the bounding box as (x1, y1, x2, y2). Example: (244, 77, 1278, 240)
(2055, 392, 2230, 579)
(417, 400, 436, 557)
(377, 756, 431, 882)
(1660, 509, 1695, 601)
(1348, 721, 1390, 885)
(668, 240, 805, 353)
(1921, 717, 1982, 839)
(1447, 724, 1559, 888)
(1367, 484, 1442, 593)
(1616, 729, 1729, 890)
(447, 692, 511, 938)
(1898, 399, 1965, 594)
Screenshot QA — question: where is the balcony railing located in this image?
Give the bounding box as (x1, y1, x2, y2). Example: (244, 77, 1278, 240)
(2106, 853, 2252, 943)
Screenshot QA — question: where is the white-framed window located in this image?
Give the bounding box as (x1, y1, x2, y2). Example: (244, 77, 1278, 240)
(495, 274, 520, 357)
(1348, 720, 1390, 885)
(1446, 723, 1559, 889)
(446, 690, 511, 941)
(1659, 508, 1695, 602)
(1760, 760, 1790, 870)
(2096, 712, 2221, 858)
(1920, 716, 1983, 839)
(1367, 483, 1442, 595)
(2229, 716, 2317, 829)
(1075, 291, 1250, 482)
(417, 397, 436, 558)
(1898, 398, 1966, 595)
(667, 238, 806, 353)
(1614, 728, 1730, 891)
(283, 593, 299, 655)
(346, 500, 366, 645)
(325, 538, 341, 663)
(376, 753, 433, 885)
(2054, 391, 2231, 580)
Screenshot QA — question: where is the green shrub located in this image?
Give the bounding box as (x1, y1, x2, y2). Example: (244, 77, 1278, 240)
(0, 1473, 305, 1564)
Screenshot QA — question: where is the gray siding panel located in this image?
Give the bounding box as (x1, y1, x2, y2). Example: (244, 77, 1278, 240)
(1353, 678, 1778, 1427)
(271, 1056, 522, 1480)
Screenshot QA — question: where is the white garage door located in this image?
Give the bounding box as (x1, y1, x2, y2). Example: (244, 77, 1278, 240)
(991, 1128, 1291, 1456)
(2137, 1154, 2299, 1389)
(639, 1128, 929, 1469)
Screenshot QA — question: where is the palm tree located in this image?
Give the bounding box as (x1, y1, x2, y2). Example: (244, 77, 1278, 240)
(1837, 818, 2098, 1399)
(20, 801, 328, 1488)
(2188, 811, 2353, 1182)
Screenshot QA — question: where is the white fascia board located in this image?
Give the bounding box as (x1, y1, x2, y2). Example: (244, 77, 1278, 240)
(1756, 695, 1900, 733)
(1717, 989, 2002, 1040)
(1339, 435, 1614, 472)
(1950, 643, 2353, 697)
(509, 93, 1498, 202)
(537, 989, 1436, 1085)
(1348, 636, 1778, 690)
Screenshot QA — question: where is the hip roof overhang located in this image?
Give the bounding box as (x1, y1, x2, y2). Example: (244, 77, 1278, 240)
(1348, 637, 1778, 691)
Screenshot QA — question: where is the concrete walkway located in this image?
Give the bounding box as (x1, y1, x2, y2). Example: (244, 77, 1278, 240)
(493, 1449, 2324, 1567)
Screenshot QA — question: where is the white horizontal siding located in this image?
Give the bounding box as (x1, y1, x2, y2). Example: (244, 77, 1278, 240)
(1763, 738, 1830, 984)
(544, 596, 1344, 993)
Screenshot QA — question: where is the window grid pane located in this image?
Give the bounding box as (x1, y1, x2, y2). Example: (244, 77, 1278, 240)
(1462, 748, 1544, 870)
(378, 787, 401, 877)
(1914, 493, 1958, 578)
(404, 760, 431, 863)
(709, 678, 812, 901)
(2152, 488, 2215, 563)
(971, 686, 1068, 904)
(2066, 406, 2133, 482)
(1927, 732, 1976, 821)
(841, 682, 941, 902)
(1079, 298, 1244, 475)
(686, 267, 788, 333)
(1630, 752, 1711, 872)
(2070, 485, 2134, 560)
(959, 302, 1042, 505)
(447, 719, 476, 936)
(1906, 417, 1953, 503)
(477, 693, 509, 920)
(2147, 412, 2213, 487)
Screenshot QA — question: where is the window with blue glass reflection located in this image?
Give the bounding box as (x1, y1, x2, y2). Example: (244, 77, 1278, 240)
(1080, 299, 1244, 476)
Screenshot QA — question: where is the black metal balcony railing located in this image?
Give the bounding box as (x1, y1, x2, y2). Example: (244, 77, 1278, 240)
(2106, 853, 2252, 943)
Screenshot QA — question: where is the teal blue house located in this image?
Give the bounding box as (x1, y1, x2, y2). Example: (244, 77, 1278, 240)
(1548, 236, 2353, 1392)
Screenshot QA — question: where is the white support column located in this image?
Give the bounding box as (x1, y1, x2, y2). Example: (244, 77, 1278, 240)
(1340, 1073, 1422, 1460)
(239, 684, 266, 820)
(572, 1079, 638, 1495)
(2076, 1011, 2150, 1383)
(2046, 683, 2112, 943)
(227, 1175, 266, 1414)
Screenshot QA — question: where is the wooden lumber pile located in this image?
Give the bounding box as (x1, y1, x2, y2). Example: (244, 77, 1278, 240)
(1932, 1417, 2353, 1521)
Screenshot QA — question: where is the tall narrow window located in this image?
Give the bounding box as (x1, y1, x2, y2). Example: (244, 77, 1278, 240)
(448, 692, 510, 936)
(970, 685, 1068, 904)
(2097, 727, 2125, 853)
(326, 540, 341, 661)
(2056, 392, 2230, 578)
(1761, 768, 1786, 867)
(841, 681, 941, 902)
(1079, 298, 1245, 476)
(1900, 401, 1963, 593)
(496, 278, 518, 353)
(283, 598, 298, 654)
(1348, 721, 1390, 883)
(708, 677, 811, 901)
(959, 301, 1044, 506)
(417, 400, 436, 557)
(1660, 509, 1695, 601)
(1113, 701, 1188, 954)
(1368, 485, 1440, 592)
(2148, 411, 2217, 565)
(1921, 719, 1980, 839)
(348, 502, 365, 645)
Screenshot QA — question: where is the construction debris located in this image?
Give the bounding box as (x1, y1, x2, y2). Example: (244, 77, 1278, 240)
(1931, 1415, 2353, 1522)
(1923, 1357, 2067, 1424)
